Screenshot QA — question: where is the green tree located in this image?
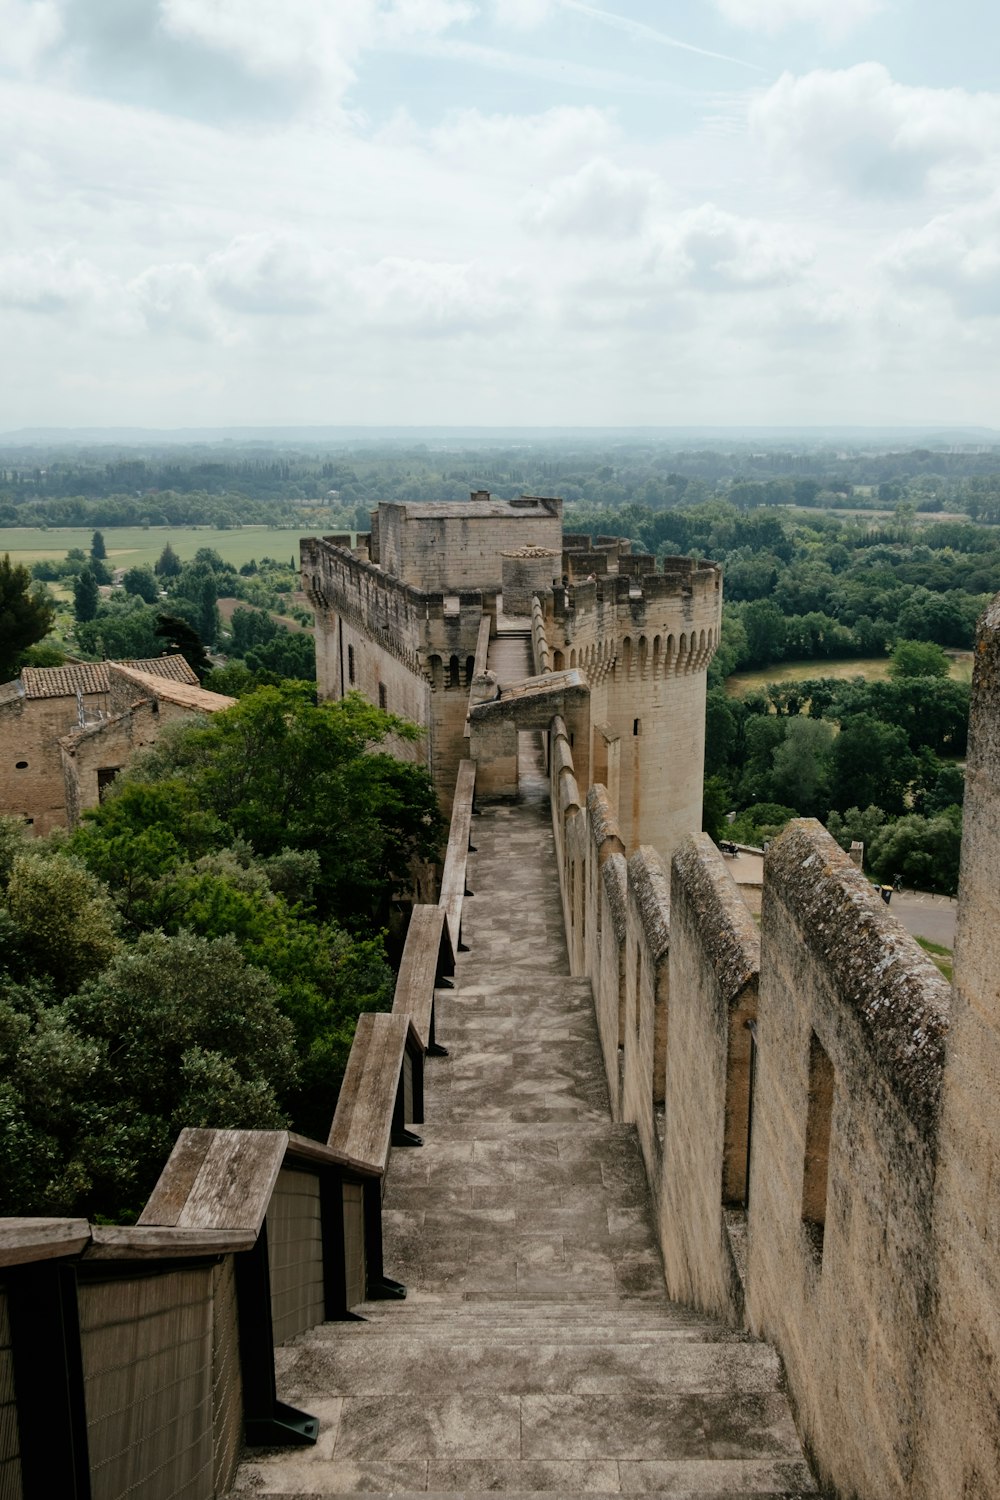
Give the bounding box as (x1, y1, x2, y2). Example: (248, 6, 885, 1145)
(888, 639, 950, 679)
(0, 554, 55, 679)
(76, 598, 160, 660)
(829, 715, 918, 817)
(869, 808, 963, 896)
(740, 599, 787, 669)
(90, 530, 107, 561)
(155, 614, 211, 680)
(2, 851, 121, 993)
(122, 565, 160, 604)
(111, 686, 443, 927)
(196, 574, 220, 647)
(154, 543, 183, 578)
(73, 568, 100, 624)
(0, 932, 297, 1217)
(769, 717, 835, 818)
(702, 775, 732, 844)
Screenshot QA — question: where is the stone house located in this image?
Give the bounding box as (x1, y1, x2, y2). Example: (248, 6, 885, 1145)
(0, 657, 234, 834)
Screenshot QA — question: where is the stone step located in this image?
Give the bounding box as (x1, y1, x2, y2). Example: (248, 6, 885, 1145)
(274, 1336, 782, 1397)
(232, 1458, 817, 1496)
(239, 1489, 816, 1498)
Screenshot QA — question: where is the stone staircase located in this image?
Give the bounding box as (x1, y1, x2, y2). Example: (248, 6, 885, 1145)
(231, 737, 817, 1499)
(488, 625, 534, 687)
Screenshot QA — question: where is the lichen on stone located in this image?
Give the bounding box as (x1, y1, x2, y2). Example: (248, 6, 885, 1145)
(628, 845, 670, 962)
(766, 819, 950, 1142)
(672, 833, 760, 1006)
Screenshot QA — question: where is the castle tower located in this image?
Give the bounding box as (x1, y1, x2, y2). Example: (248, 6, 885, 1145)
(541, 554, 722, 866)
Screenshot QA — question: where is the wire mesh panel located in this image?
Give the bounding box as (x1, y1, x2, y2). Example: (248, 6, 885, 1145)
(343, 1182, 366, 1311)
(211, 1258, 243, 1497)
(266, 1169, 325, 1346)
(79, 1268, 213, 1500)
(0, 1293, 22, 1500)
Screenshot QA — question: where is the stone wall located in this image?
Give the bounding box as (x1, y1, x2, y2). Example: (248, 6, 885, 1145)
(662, 833, 759, 1325)
(550, 722, 977, 1500)
(913, 595, 1000, 1500)
(377, 497, 562, 592)
(0, 695, 76, 835)
(61, 696, 193, 828)
(748, 821, 949, 1498)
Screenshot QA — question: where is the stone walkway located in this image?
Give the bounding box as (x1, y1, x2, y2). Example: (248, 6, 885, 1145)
(232, 737, 816, 1498)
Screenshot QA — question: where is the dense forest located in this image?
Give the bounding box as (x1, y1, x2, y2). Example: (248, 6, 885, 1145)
(0, 690, 441, 1221)
(4, 433, 1000, 528)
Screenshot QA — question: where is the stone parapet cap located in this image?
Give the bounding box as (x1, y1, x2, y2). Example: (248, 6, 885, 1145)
(764, 818, 949, 1143)
(672, 833, 760, 1007)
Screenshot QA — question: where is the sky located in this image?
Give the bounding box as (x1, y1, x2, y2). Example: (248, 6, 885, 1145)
(1, 0, 998, 431)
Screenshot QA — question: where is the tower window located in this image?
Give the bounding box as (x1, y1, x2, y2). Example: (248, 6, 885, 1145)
(378, 683, 387, 710)
(633, 719, 641, 736)
(348, 644, 356, 684)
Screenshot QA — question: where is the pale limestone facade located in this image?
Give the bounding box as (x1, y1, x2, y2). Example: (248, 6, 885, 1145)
(549, 592, 1000, 1500)
(304, 494, 721, 862)
(0, 657, 204, 836)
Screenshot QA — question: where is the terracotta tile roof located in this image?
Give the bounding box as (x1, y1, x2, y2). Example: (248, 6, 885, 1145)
(110, 666, 236, 713)
(18, 656, 198, 699)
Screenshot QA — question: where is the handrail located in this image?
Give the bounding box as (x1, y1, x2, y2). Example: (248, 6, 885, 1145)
(391, 904, 454, 1058)
(439, 758, 477, 952)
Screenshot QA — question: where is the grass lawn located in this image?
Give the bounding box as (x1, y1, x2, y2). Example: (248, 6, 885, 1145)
(917, 936, 953, 983)
(0, 525, 311, 572)
(726, 652, 973, 696)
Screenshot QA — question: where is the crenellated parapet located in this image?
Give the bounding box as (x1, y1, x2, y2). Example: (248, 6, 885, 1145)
(543, 554, 722, 679)
(302, 535, 486, 684)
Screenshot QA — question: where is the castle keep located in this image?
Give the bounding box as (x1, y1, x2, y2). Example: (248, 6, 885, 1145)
(304, 490, 722, 864)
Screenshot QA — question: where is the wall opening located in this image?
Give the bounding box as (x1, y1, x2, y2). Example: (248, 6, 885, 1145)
(15, 761, 28, 769)
(97, 767, 120, 802)
(633, 719, 641, 737)
(801, 1030, 835, 1261)
(378, 683, 388, 710)
(448, 655, 460, 689)
(347, 644, 356, 684)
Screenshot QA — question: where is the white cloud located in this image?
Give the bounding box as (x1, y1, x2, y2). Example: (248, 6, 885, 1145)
(712, 0, 880, 39)
(0, 248, 108, 312)
(204, 232, 333, 315)
(425, 104, 617, 177)
(129, 261, 233, 341)
(157, 0, 374, 91)
(523, 157, 658, 237)
(157, 0, 472, 97)
(665, 203, 814, 288)
(881, 198, 1000, 317)
(751, 64, 1000, 198)
(490, 0, 555, 27)
(353, 255, 522, 333)
(0, 0, 62, 74)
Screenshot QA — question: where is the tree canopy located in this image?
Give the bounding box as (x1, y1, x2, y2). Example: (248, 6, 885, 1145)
(0, 553, 54, 680)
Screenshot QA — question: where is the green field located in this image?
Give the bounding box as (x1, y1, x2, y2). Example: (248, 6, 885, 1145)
(726, 652, 974, 696)
(0, 525, 311, 572)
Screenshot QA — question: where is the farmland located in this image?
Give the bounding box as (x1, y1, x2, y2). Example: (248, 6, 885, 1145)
(0, 525, 310, 572)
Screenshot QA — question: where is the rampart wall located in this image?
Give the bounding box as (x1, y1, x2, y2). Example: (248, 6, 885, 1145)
(303, 535, 489, 807)
(547, 686, 996, 1499)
